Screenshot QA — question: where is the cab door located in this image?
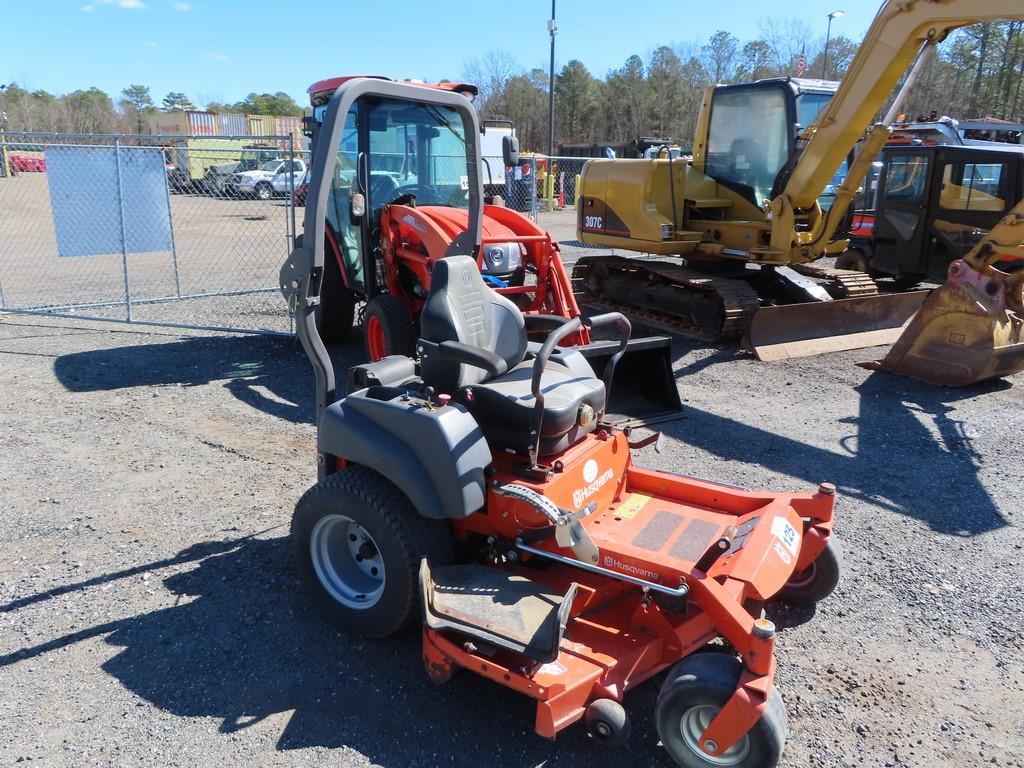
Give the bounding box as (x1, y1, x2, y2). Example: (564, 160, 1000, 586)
(924, 148, 1018, 280)
(871, 148, 934, 277)
(324, 106, 366, 295)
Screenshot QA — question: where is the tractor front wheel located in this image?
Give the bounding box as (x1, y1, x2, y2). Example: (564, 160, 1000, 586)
(363, 294, 415, 361)
(656, 654, 787, 768)
(292, 466, 453, 638)
(775, 536, 842, 606)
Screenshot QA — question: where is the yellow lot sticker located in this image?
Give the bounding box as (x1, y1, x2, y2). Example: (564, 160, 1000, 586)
(615, 492, 652, 520)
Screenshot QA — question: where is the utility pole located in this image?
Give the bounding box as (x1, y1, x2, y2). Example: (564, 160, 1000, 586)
(822, 10, 844, 79)
(547, 0, 556, 160)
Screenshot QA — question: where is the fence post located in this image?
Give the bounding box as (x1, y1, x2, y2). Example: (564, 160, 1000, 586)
(161, 144, 183, 298)
(529, 157, 538, 221)
(287, 134, 296, 248)
(114, 138, 133, 321)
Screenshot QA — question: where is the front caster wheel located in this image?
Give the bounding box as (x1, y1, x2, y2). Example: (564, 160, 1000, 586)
(584, 698, 630, 746)
(775, 536, 842, 606)
(656, 654, 787, 768)
(292, 466, 452, 638)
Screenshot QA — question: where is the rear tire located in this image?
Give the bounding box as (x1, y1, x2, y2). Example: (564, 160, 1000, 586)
(656, 654, 787, 768)
(292, 466, 453, 638)
(295, 234, 356, 344)
(363, 294, 415, 361)
(775, 537, 842, 606)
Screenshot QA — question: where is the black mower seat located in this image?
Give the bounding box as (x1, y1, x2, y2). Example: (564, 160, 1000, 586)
(419, 255, 606, 455)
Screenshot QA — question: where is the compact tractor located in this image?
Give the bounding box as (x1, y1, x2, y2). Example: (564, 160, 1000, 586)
(281, 78, 842, 767)
(296, 75, 680, 424)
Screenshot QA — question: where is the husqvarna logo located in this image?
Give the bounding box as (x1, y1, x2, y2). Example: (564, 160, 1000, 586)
(573, 460, 613, 508)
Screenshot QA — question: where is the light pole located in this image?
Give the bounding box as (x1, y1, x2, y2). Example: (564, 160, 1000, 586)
(547, 0, 556, 160)
(822, 10, 844, 79)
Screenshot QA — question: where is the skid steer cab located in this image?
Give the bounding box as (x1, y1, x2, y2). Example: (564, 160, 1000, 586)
(288, 75, 681, 426)
(284, 86, 843, 764)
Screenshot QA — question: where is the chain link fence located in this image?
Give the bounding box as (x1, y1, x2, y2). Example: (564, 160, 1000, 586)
(0, 132, 303, 333)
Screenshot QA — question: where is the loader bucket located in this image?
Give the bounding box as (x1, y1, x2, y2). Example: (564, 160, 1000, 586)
(744, 291, 929, 362)
(858, 261, 1024, 386)
(577, 335, 683, 427)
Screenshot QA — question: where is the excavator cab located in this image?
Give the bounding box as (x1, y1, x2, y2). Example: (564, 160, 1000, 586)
(699, 79, 836, 209)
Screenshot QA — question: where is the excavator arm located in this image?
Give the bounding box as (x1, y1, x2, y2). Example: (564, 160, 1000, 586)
(781, 0, 1023, 218)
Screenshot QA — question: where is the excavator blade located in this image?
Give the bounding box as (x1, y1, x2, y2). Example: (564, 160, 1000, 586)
(744, 291, 929, 362)
(577, 336, 683, 427)
(858, 265, 1024, 386)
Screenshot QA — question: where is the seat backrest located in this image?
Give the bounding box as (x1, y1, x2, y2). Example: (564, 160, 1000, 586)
(420, 255, 527, 392)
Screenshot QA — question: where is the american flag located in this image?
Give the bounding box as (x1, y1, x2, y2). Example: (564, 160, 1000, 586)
(795, 52, 806, 77)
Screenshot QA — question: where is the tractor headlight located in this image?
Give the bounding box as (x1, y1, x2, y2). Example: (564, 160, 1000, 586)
(481, 243, 524, 275)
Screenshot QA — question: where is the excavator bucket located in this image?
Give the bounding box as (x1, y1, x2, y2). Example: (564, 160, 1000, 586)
(744, 291, 929, 362)
(577, 336, 683, 427)
(859, 261, 1024, 386)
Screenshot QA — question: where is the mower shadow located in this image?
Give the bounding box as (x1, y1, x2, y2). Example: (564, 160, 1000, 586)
(664, 371, 1009, 536)
(83, 534, 665, 767)
(52, 333, 366, 426)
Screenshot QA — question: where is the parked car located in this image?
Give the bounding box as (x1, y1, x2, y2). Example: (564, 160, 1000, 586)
(10, 155, 46, 172)
(228, 158, 306, 200)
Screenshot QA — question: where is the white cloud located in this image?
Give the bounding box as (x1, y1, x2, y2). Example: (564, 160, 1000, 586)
(144, 41, 158, 48)
(172, 1, 191, 9)
(204, 52, 230, 62)
(97, 0, 146, 8)
(82, 3, 94, 9)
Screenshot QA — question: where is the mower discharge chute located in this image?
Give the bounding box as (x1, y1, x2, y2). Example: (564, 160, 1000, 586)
(282, 78, 842, 768)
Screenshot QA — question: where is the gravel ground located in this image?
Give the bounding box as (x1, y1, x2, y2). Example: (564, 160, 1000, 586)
(1, 309, 1021, 768)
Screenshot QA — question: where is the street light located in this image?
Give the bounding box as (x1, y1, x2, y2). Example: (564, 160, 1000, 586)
(547, 0, 556, 161)
(822, 10, 844, 79)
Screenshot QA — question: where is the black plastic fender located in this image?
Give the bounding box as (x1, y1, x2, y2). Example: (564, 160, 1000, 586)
(318, 390, 492, 520)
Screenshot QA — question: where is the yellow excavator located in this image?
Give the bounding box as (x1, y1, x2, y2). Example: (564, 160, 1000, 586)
(574, 0, 1024, 386)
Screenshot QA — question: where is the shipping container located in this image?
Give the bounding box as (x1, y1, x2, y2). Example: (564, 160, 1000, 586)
(148, 110, 218, 137)
(246, 114, 276, 139)
(217, 112, 247, 137)
(275, 116, 303, 149)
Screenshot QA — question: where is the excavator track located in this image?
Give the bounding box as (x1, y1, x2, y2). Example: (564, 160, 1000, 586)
(572, 255, 760, 341)
(790, 263, 880, 299)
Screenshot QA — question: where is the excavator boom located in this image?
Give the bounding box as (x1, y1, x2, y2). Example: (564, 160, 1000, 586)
(574, 0, 1024, 385)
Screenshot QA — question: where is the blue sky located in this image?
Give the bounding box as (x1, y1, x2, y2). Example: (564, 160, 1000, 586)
(2, 0, 877, 108)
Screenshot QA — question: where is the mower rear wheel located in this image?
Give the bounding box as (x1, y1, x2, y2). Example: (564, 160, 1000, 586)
(656, 654, 786, 768)
(775, 536, 842, 606)
(363, 294, 415, 361)
(585, 698, 630, 746)
(292, 466, 453, 638)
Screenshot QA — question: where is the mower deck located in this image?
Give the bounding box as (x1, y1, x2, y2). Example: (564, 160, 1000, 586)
(426, 430, 835, 746)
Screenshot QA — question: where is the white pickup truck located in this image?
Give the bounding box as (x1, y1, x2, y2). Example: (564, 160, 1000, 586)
(229, 158, 307, 200)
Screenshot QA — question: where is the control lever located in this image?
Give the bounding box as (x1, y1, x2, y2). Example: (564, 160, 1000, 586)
(626, 430, 664, 453)
(497, 484, 600, 564)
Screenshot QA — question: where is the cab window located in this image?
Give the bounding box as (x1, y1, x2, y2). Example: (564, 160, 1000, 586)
(884, 155, 929, 202)
(706, 86, 791, 206)
(939, 162, 1008, 212)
